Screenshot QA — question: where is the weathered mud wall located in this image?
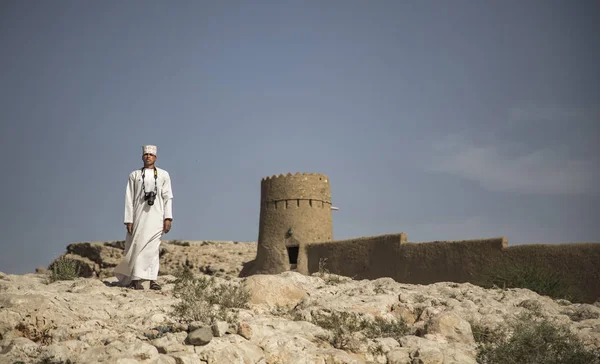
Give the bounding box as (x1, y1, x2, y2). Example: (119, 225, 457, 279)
(302, 235, 600, 303)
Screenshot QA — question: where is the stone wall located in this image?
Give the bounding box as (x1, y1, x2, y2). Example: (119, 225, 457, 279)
(301, 235, 600, 303)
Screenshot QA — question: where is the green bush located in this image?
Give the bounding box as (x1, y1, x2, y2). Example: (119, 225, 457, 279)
(476, 310, 600, 364)
(171, 265, 250, 325)
(48, 257, 80, 283)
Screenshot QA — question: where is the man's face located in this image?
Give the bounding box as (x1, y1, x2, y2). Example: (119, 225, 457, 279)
(143, 153, 156, 166)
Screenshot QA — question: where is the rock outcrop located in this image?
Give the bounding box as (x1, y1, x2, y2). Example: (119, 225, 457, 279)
(2, 258, 600, 363)
(47, 240, 257, 279)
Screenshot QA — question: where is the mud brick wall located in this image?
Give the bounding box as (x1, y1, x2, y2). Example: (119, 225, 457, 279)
(302, 235, 600, 303)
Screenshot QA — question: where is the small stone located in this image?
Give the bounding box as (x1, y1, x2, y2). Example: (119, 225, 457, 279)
(237, 322, 252, 340)
(174, 323, 188, 332)
(211, 321, 229, 337)
(387, 348, 411, 364)
(186, 327, 212, 346)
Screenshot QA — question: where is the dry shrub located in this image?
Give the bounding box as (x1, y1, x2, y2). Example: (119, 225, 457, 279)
(476, 310, 600, 364)
(170, 265, 250, 325)
(311, 310, 408, 350)
(315, 258, 352, 286)
(15, 321, 56, 345)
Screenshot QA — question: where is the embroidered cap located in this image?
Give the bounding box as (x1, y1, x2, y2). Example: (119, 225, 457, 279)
(142, 145, 157, 156)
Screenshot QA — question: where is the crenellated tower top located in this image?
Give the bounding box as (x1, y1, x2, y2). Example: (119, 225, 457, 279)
(260, 172, 331, 204)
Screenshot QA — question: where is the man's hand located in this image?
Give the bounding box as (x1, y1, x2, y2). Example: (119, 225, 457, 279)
(125, 223, 133, 234)
(163, 219, 172, 234)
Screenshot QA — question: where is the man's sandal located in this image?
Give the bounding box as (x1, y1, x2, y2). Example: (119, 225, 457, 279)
(127, 280, 144, 290)
(150, 281, 161, 291)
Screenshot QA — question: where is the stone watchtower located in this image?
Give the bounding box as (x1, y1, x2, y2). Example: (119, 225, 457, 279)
(246, 172, 334, 275)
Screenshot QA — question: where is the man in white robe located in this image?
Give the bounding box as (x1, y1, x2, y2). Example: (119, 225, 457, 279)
(113, 145, 173, 290)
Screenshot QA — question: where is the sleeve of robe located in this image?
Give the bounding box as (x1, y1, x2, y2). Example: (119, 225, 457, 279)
(124, 173, 135, 224)
(162, 172, 174, 220)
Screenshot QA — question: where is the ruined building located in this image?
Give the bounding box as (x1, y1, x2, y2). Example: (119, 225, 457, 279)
(240, 171, 600, 303)
(243, 172, 334, 275)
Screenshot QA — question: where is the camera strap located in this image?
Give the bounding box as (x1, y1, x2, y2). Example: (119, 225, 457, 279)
(141, 167, 158, 196)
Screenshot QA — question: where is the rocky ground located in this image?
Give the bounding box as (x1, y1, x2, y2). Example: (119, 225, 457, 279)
(1, 241, 600, 363)
(42, 240, 258, 279)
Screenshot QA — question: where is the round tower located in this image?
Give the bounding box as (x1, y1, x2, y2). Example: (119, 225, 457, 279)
(248, 172, 333, 275)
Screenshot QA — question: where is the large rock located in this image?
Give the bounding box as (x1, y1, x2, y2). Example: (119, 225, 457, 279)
(243, 274, 308, 309)
(66, 242, 123, 269)
(424, 312, 475, 345)
(78, 340, 160, 362)
(194, 334, 266, 363)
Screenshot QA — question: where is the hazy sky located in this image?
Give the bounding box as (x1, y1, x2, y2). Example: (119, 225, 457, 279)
(1, 1, 598, 274)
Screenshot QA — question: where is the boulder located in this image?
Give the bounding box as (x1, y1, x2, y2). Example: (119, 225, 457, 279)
(243, 274, 307, 309)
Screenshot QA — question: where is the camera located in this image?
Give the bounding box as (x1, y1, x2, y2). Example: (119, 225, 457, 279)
(144, 191, 156, 206)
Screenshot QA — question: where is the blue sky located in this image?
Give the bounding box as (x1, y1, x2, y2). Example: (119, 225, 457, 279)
(1, 1, 598, 274)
